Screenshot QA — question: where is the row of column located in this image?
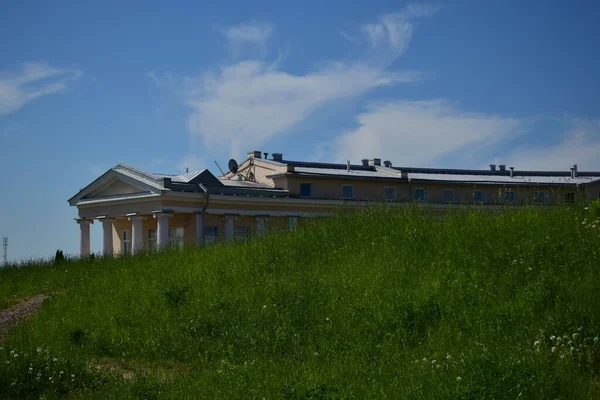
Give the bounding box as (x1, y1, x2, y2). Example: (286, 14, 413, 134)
(76, 213, 299, 257)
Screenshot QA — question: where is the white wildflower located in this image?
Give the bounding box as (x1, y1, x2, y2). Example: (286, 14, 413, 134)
(594, 337, 599, 343)
(560, 354, 565, 359)
(431, 359, 436, 364)
(262, 305, 267, 309)
(71, 374, 75, 378)
(534, 340, 540, 347)
(570, 347, 575, 352)
(314, 352, 318, 356)
(447, 354, 452, 360)
(13, 353, 18, 358)
(36, 347, 42, 353)
(573, 333, 580, 340)
(423, 358, 428, 362)
(550, 335, 556, 340)
(436, 364, 441, 369)
(456, 377, 462, 382)
(551, 347, 557, 353)
(53, 358, 58, 362)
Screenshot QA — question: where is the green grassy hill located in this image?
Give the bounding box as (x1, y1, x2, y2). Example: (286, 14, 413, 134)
(1, 206, 600, 399)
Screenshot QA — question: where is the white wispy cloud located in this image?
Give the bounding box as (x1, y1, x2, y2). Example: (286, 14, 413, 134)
(507, 118, 600, 170)
(151, 4, 440, 164)
(0, 62, 82, 117)
(217, 21, 274, 56)
(333, 100, 523, 166)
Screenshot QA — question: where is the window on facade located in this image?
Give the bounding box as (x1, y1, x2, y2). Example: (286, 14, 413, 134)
(443, 189, 455, 203)
(384, 187, 397, 200)
(342, 185, 354, 199)
(169, 227, 184, 248)
(147, 229, 157, 251)
(204, 226, 219, 245)
(473, 190, 485, 203)
(414, 188, 425, 201)
(504, 191, 516, 204)
(565, 192, 575, 203)
(234, 227, 251, 240)
(121, 230, 131, 255)
(534, 191, 547, 204)
(300, 183, 312, 197)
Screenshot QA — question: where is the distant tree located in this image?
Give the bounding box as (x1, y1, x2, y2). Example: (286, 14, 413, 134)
(55, 249, 65, 264)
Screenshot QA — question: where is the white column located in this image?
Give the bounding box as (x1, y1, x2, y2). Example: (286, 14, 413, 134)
(195, 213, 204, 246)
(154, 212, 172, 250)
(255, 215, 269, 237)
(288, 216, 298, 231)
(128, 216, 146, 254)
(77, 219, 93, 257)
(101, 218, 114, 257)
(223, 215, 237, 242)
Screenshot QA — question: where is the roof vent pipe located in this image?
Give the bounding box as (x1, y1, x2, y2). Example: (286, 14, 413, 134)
(570, 167, 575, 179)
(347, 160, 351, 172)
(573, 164, 578, 178)
(498, 164, 506, 172)
(361, 159, 369, 167)
(489, 164, 496, 171)
(509, 166, 514, 178)
(263, 152, 269, 159)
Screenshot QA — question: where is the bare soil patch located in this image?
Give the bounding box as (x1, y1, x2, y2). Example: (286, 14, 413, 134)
(0, 294, 49, 342)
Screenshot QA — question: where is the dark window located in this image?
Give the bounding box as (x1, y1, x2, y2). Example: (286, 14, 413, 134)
(504, 191, 516, 203)
(443, 189, 455, 203)
(414, 188, 425, 201)
(534, 192, 547, 204)
(300, 183, 312, 197)
(384, 187, 397, 200)
(342, 185, 354, 199)
(473, 190, 485, 203)
(204, 226, 219, 244)
(565, 192, 575, 203)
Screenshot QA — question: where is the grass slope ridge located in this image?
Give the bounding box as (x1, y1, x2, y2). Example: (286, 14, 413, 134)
(1, 206, 600, 399)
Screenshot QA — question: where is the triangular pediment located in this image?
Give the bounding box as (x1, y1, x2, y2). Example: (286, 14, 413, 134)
(69, 168, 163, 206)
(84, 178, 147, 199)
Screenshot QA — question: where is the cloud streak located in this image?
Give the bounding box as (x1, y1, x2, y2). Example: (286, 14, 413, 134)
(217, 21, 274, 56)
(333, 100, 523, 167)
(0, 62, 82, 117)
(151, 4, 440, 162)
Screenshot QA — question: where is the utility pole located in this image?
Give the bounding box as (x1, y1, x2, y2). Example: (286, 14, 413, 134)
(2, 237, 7, 266)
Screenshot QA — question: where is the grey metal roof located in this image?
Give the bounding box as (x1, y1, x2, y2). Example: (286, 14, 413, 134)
(407, 172, 600, 185)
(220, 179, 274, 188)
(290, 166, 403, 179)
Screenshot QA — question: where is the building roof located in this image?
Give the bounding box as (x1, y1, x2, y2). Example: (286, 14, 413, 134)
(406, 172, 600, 185)
(262, 158, 600, 186)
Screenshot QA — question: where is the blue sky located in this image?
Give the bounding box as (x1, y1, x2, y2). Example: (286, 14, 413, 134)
(1, 0, 600, 262)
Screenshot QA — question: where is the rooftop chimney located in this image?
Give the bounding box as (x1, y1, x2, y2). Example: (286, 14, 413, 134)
(572, 164, 578, 178)
(347, 160, 351, 172)
(248, 151, 262, 159)
(384, 160, 392, 168)
(361, 159, 369, 167)
(509, 166, 514, 178)
(186, 167, 189, 173)
(272, 153, 283, 162)
(489, 164, 496, 171)
(369, 158, 381, 167)
(498, 164, 506, 172)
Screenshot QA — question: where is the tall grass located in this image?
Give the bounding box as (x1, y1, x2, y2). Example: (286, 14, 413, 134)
(1, 205, 600, 399)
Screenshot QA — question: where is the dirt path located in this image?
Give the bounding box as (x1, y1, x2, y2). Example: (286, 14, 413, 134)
(0, 294, 49, 342)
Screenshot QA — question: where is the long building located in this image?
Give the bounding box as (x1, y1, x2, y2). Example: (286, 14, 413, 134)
(68, 151, 600, 256)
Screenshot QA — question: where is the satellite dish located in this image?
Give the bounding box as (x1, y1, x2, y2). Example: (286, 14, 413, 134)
(228, 159, 239, 174)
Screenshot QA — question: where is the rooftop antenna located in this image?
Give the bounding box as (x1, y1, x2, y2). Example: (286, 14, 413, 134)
(185, 167, 189, 174)
(214, 160, 226, 177)
(2, 237, 7, 266)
